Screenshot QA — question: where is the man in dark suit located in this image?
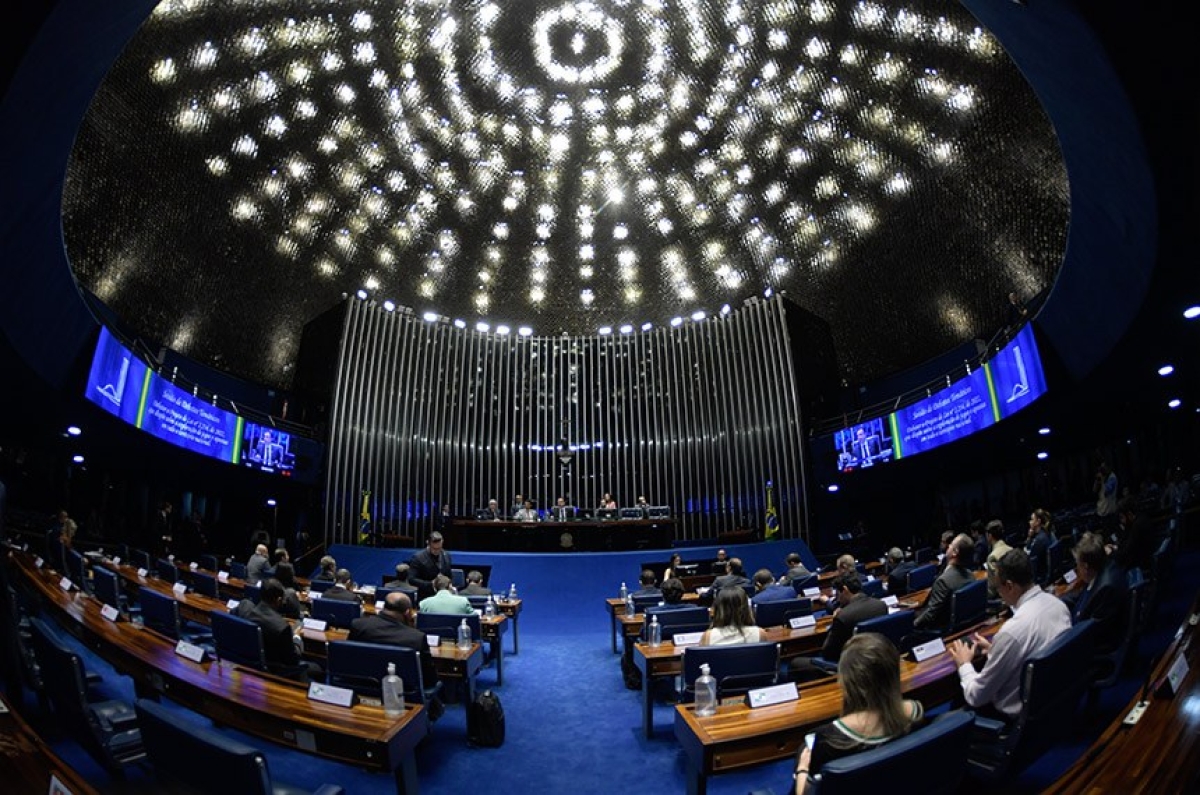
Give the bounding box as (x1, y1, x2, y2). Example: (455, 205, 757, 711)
(408, 531, 453, 601)
(711, 557, 749, 592)
(750, 568, 795, 605)
(245, 543, 270, 584)
(322, 568, 364, 604)
(913, 533, 975, 633)
(885, 547, 917, 595)
(777, 552, 811, 585)
(630, 569, 661, 598)
(348, 592, 438, 690)
(788, 573, 887, 681)
(247, 579, 311, 681)
(1061, 532, 1128, 654)
(461, 570, 492, 596)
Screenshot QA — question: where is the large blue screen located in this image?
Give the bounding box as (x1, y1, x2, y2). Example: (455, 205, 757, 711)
(85, 327, 149, 425)
(990, 325, 1048, 419)
(892, 368, 995, 458)
(137, 377, 243, 463)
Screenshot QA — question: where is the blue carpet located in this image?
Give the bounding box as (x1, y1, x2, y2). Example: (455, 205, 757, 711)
(8, 540, 1197, 794)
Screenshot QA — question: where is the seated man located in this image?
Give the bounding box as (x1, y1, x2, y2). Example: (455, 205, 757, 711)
(312, 555, 337, 582)
(384, 563, 415, 591)
(789, 572, 887, 680)
(948, 549, 1071, 722)
(710, 548, 730, 575)
(777, 552, 811, 585)
(885, 547, 917, 595)
(984, 520, 1013, 599)
(711, 557, 749, 593)
(630, 569, 661, 598)
(814, 554, 857, 612)
(461, 570, 492, 596)
(322, 569, 364, 604)
(644, 578, 689, 617)
(246, 543, 270, 585)
(419, 574, 473, 614)
(912, 533, 974, 634)
(750, 568, 795, 605)
(349, 591, 438, 691)
(1060, 532, 1128, 655)
(247, 579, 315, 681)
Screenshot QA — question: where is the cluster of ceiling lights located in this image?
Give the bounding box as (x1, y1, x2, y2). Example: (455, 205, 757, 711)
(147, 0, 999, 328)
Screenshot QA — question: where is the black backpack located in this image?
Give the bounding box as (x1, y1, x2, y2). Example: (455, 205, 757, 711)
(467, 689, 505, 747)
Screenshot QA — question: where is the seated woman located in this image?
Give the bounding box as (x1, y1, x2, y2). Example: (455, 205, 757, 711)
(701, 587, 761, 646)
(663, 552, 684, 582)
(791, 633, 925, 792)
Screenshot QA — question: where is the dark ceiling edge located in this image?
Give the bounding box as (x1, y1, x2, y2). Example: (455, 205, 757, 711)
(0, 0, 1153, 401)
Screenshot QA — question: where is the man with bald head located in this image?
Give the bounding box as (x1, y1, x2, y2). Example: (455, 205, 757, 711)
(349, 592, 438, 690)
(246, 543, 270, 584)
(913, 532, 976, 633)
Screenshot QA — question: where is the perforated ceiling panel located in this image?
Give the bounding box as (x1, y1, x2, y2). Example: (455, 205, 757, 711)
(63, 0, 1068, 389)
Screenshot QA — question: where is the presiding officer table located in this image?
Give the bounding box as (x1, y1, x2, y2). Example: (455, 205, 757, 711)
(11, 550, 429, 794)
(445, 517, 675, 551)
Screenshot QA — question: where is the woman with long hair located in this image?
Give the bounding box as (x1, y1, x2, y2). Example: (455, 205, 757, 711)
(791, 633, 924, 792)
(701, 587, 761, 646)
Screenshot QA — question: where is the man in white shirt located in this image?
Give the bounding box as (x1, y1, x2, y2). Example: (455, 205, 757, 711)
(948, 548, 1071, 721)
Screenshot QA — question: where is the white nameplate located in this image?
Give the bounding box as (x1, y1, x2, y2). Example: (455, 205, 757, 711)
(226, 599, 240, 611)
(937, 553, 945, 563)
(172, 582, 188, 596)
(1165, 653, 1190, 696)
(911, 638, 947, 662)
(802, 587, 822, 598)
(746, 682, 799, 709)
(112, 556, 121, 566)
(137, 568, 148, 578)
(189, 562, 199, 571)
(789, 615, 817, 630)
(168, 555, 175, 562)
(882, 595, 899, 607)
(427, 634, 441, 647)
(375, 601, 385, 612)
(302, 617, 328, 632)
(100, 604, 120, 622)
(59, 576, 74, 592)
(672, 631, 704, 647)
(310, 591, 321, 600)
(218, 571, 230, 583)
(34, 556, 44, 568)
(308, 682, 356, 708)
(1063, 569, 1078, 585)
(866, 575, 876, 582)
(362, 585, 376, 595)
(889, 606, 902, 614)
(174, 640, 207, 663)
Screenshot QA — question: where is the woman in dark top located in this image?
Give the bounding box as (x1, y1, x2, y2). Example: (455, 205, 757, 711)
(791, 633, 924, 792)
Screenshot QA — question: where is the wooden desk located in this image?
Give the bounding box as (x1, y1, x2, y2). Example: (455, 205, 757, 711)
(13, 553, 428, 794)
(671, 620, 1000, 795)
(1043, 595, 1200, 794)
(604, 592, 700, 654)
(447, 517, 675, 552)
(0, 692, 98, 795)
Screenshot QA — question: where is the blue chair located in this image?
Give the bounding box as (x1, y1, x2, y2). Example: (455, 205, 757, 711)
(326, 640, 441, 712)
(209, 611, 267, 671)
(154, 558, 178, 584)
(811, 710, 975, 794)
(905, 563, 938, 594)
(642, 606, 709, 641)
(28, 618, 144, 775)
(914, 547, 936, 565)
(968, 619, 1097, 781)
(861, 578, 886, 598)
(228, 561, 248, 581)
(854, 610, 916, 653)
(949, 579, 988, 632)
(135, 699, 343, 795)
(753, 598, 813, 628)
(197, 554, 220, 573)
(630, 594, 664, 614)
(465, 595, 492, 612)
(92, 565, 124, 611)
(65, 549, 91, 594)
(1090, 579, 1145, 695)
(790, 574, 821, 594)
(310, 597, 362, 628)
(137, 586, 182, 639)
(308, 578, 334, 593)
(681, 641, 780, 701)
(417, 611, 482, 641)
(1046, 539, 1069, 583)
(377, 586, 418, 604)
(450, 568, 466, 590)
(242, 583, 262, 604)
(129, 548, 152, 572)
(191, 571, 219, 599)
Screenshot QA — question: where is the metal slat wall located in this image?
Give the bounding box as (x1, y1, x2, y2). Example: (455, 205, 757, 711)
(324, 296, 810, 546)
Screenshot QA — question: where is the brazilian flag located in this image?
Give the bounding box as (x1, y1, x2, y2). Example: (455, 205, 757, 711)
(765, 481, 780, 540)
(358, 490, 372, 545)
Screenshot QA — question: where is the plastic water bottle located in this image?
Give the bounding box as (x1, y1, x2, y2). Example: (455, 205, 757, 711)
(382, 662, 404, 716)
(625, 592, 635, 617)
(619, 581, 628, 600)
(695, 663, 717, 717)
(508, 583, 517, 600)
(648, 614, 662, 647)
(484, 595, 497, 617)
(456, 618, 471, 650)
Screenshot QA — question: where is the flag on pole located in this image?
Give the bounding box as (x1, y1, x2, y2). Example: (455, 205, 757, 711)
(358, 490, 372, 544)
(765, 481, 780, 540)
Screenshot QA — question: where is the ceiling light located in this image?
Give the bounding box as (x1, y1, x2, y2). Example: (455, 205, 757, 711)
(66, 426, 82, 436)
(453, 319, 467, 329)
(827, 484, 839, 493)
(619, 324, 633, 334)
(475, 322, 490, 333)
(496, 325, 511, 335)
(383, 300, 395, 312)
(355, 289, 368, 300)
(1038, 427, 1051, 435)
(518, 326, 533, 337)
(266, 498, 277, 506)
(72, 455, 85, 464)
(670, 317, 684, 327)
(691, 310, 706, 321)
(1158, 364, 1175, 376)
(1168, 398, 1182, 409)
(1184, 306, 1200, 319)
(598, 326, 612, 335)
(1036, 452, 1048, 460)
(641, 322, 653, 331)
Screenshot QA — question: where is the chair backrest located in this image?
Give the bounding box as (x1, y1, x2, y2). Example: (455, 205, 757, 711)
(949, 579, 988, 631)
(65, 549, 90, 593)
(814, 710, 975, 794)
(210, 610, 267, 670)
(137, 586, 181, 639)
(155, 558, 178, 584)
(914, 547, 936, 565)
(1047, 540, 1068, 581)
(229, 561, 248, 580)
(308, 578, 334, 593)
(631, 594, 664, 614)
(681, 641, 780, 698)
(466, 595, 491, 611)
(92, 565, 122, 610)
(854, 610, 916, 652)
(135, 698, 274, 795)
(377, 586, 418, 603)
(790, 574, 820, 594)
(643, 606, 710, 640)
(310, 597, 362, 628)
(129, 548, 152, 572)
(326, 640, 428, 701)
(753, 598, 813, 628)
(417, 611, 482, 641)
(242, 583, 262, 603)
(861, 578, 886, 598)
(198, 554, 220, 573)
(905, 563, 938, 593)
(28, 617, 90, 724)
(191, 571, 219, 599)
(450, 568, 466, 589)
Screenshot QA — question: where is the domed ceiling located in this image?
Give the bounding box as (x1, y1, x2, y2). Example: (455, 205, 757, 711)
(63, 0, 1068, 390)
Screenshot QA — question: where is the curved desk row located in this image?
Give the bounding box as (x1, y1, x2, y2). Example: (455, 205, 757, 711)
(11, 551, 428, 794)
